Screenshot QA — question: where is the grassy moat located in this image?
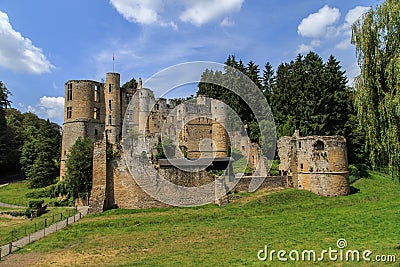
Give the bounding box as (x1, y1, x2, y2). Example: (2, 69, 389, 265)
(2, 172, 399, 266)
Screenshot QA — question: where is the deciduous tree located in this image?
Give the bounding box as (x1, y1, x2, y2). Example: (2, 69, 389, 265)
(352, 0, 400, 178)
(64, 137, 93, 200)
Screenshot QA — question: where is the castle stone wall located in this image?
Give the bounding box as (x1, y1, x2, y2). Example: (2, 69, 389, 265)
(88, 137, 108, 213)
(63, 73, 243, 211)
(231, 176, 293, 193)
(112, 156, 167, 209)
(278, 133, 350, 196)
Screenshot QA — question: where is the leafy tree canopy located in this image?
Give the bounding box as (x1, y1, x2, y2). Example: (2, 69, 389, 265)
(352, 0, 400, 179)
(64, 137, 93, 200)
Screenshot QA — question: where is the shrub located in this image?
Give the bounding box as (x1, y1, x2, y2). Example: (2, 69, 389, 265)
(28, 199, 44, 209)
(26, 199, 47, 218)
(349, 164, 369, 183)
(25, 187, 51, 198)
(51, 199, 72, 207)
(244, 164, 253, 176)
(269, 160, 280, 176)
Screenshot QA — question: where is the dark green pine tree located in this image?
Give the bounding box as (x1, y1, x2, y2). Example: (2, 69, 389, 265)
(237, 59, 246, 74)
(323, 55, 349, 135)
(0, 82, 11, 168)
(65, 137, 93, 200)
(270, 63, 292, 137)
(300, 52, 326, 135)
(261, 62, 275, 98)
(122, 77, 138, 89)
(224, 55, 239, 70)
(246, 60, 262, 89)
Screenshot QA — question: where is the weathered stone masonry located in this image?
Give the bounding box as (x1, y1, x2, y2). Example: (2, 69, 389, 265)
(62, 71, 350, 213)
(278, 131, 350, 196)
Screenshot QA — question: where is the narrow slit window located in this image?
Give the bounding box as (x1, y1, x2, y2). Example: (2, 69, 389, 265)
(94, 108, 100, 120)
(67, 84, 73, 101)
(66, 107, 72, 119)
(94, 85, 100, 102)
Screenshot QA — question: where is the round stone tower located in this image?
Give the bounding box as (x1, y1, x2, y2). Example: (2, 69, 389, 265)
(60, 80, 105, 180)
(104, 73, 121, 144)
(292, 135, 350, 196)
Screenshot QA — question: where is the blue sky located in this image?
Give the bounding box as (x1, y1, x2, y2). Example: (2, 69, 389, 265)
(0, 0, 381, 125)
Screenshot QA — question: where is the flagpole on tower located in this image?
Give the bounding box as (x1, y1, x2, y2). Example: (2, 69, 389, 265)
(112, 54, 115, 73)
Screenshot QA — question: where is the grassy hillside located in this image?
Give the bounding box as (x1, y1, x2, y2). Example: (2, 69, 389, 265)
(0, 180, 53, 207)
(10, 172, 400, 266)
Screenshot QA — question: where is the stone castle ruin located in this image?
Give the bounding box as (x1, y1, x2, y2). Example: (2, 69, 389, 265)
(61, 72, 350, 212)
(278, 131, 350, 196)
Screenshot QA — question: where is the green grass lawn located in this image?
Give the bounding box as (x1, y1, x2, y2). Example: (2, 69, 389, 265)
(10, 172, 400, 266)
(0, 180, 55, 207)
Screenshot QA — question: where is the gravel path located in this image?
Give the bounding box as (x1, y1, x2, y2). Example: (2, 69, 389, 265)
(0, 202, 26, 209)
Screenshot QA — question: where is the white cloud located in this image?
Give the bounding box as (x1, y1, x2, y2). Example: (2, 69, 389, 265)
(109, 0, 243, 27)
(344, 6, 369, 27)
(109, 0, 177, 29)
(336, 6, 369, 50)
(298, 5, 340, 38)
(27, 105, 36, 113)
(17, 96, 64, 123)
(345, 62, 361, 86)
(179, 0, 243, 26)
(335, 39, 351, 50)
(220, 17, 234, 27)
(297, 40, 320, 54)
(109, 0, 162, 24)
(0, 11, 54, 74)
(38, 96, 64, 121)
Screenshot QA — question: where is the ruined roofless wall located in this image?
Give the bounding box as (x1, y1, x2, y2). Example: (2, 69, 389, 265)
(296, 136, 349, 196)
(278, 134, 350, 196)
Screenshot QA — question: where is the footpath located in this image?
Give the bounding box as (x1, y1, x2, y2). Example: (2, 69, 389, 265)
(0, 202, 26, 209)
(0, 206, 89, 259)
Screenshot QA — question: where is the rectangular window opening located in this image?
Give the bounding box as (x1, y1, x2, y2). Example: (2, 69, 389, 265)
(94, 108, 100, 120)
(66, 107, 72, 119)
(67, 84, 73, 101)
(94, 85, 100, 102)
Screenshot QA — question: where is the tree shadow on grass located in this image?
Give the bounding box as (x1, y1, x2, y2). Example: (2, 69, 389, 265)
(349, 186, 360, 195)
